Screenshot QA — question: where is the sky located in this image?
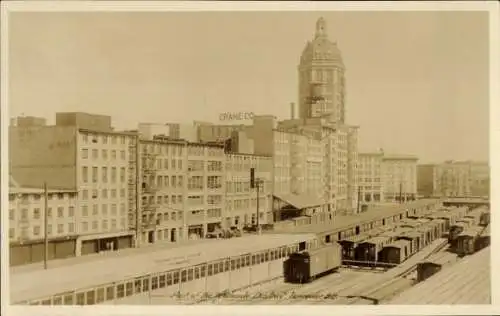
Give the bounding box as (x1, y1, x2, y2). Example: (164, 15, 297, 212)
(7, 10, 490, 163)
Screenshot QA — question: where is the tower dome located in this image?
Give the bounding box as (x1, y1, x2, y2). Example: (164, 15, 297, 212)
(300, 17, 344, 68)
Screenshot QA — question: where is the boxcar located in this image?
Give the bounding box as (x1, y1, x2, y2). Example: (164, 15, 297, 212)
(474, 224, 490, 252)
(479, 211, 490, 227)
(448, 223, 466, 246)
(416, 251, 457, 282)
(455, 226, 484, 256)
(396, 230, 424, 254)
(354, 235, 392, 263)
(283, 243, 342, 283)
(379, 239, 413, 264)
(338, 234, 369, 261)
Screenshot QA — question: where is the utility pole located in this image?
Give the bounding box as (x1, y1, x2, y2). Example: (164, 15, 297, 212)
(250, 168, 261, 235)
(43, 181, 49, 270)
(356, 185, 361, 213)
(399, 181, 403, 204)
(135, 134, 141, 247)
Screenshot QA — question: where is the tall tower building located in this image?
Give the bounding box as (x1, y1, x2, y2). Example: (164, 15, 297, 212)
(298, 17, 346, 124)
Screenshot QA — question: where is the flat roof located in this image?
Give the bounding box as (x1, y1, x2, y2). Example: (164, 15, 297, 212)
(10, 233, 317, 303)
(388, 247, 490, 304)
(274, 193, 325, 209)
(275, 199, 441, 235)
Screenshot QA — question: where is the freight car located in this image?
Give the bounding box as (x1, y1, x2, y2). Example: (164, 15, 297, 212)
(338, 234, 370, 261)
(474, 224, 490, 252)
(354, 234, 396, 263)
(479, 211, 490, 227)
(454, 225, 484, 256)
(379, 239, 414, 264)
(283, 243, 342, 283)
(416, 251, 458, 282)
(448, 223, 466, 247)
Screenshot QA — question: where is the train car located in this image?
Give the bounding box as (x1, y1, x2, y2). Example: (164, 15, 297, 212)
(338, 234, 370, 261)
(283, 243, 342, 283)
(354, 235, 393, 263)
(416, 251, 458, 282)
(396, 230, 424, 253)
(448, 223, 466, 247)
(379, 239, 413, 264)
(474, 224, 490, 252)
(479, 211, 490, 227)
(455, 226, 484, 256)
(430, 218, 447, 238)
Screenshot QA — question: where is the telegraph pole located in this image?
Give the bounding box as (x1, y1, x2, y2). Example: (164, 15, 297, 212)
(43, 181, 49, 270)
(356, 185, 361, 213)
(250, 168, 261, 235)
(399, 181, 403, 204)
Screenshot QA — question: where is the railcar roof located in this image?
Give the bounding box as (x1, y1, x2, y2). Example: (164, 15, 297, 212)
(10, 233, 316, 303)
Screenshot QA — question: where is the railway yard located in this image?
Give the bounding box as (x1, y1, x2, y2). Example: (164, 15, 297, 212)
(9, 198, 491, 306)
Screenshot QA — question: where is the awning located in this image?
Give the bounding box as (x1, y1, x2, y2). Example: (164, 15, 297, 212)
(274, 193, 324, 209)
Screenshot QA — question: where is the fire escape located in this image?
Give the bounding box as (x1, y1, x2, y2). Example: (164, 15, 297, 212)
(141, 148, 160, 232)
(128, 136, 139, 232)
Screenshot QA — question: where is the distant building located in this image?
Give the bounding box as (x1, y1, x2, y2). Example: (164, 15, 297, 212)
(417, 161, 490, 198)
(381, 155, 418, 202)
(8, 178, 78, 266)
(225, 153, 273, 228)
(358, 151, 385, 205)
(9, 113, 137, 263)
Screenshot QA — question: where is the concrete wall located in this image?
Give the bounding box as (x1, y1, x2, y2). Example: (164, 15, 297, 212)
(10, 125, 77, 189)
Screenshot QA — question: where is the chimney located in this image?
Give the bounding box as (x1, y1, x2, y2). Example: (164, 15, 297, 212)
(290, 102, 296, 120)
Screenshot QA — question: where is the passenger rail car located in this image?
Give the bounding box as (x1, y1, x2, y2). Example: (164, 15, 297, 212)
(13, 233, 318, 305)
(379, 239, 414, 265)
(277, 199, 443, 248)
(284, 243, 342, 283)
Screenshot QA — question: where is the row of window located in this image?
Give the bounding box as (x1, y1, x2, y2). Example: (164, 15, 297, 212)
(9, 222, 75, 239)
(145, 194, 184, 206)
(81, 133, 128, 145)
(145, 157, 183, 171)
(81, 148, 127, 161)
(82, 166, 126, 183)
(9, 192, 77, 202)
(142, 143, 184, 156)
(11, 206, 75, 221)
(27, 244, 301, 305)
(80, 203, 126, 217)
(81, 218, 127, 232)
(80, 188, 127, 200)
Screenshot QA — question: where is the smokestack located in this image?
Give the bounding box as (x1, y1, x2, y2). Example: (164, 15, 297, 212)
(290, 102, 296, 120)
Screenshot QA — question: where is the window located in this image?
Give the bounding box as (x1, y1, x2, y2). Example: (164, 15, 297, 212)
(33, 208, 41, 219)
(92, 149, 98, 159)
(102, 220, 108, 230)
(120, 167, 126, 183)
(102, 189, 108, 198)
(93, 204, 99, 215)
(82, 222, 88, 232)
(102, 149, 108, 160)
(57, 207, 64, 218)
(82, 167, 88, 183)
(121, 150, 126, 160)
(32, 226, 40, 236)
(112, 150, 117, 160)
(9, 209, 14, 220)
(120, 189, 125, 198)
(111, 189, 117, 198)
(120, 203, 126, 215)
(112, 219, 117, 229)
(111, 204, 117, 215)
(92, 221, 98, 230)
(68, 206, 75, 217)
(68, 223, 75, 233)
(92, 167, 98, 183)
(57, 224, 64, 234)
(111, 167, 117, 182)
(82, 149, 88, 159)
(102, 167, 108, 182)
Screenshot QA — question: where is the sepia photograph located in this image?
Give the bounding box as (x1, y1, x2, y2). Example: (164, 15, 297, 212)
(1, 1, 497, 313)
